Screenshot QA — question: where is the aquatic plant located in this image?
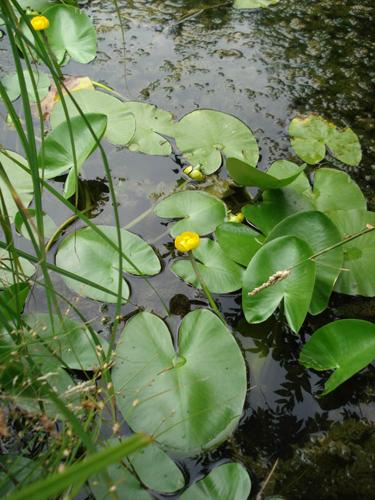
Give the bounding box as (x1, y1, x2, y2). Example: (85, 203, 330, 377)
(0, 0, 373, 497)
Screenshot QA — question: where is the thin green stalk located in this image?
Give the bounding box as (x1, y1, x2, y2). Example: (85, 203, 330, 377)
(188, 252, 225, 323)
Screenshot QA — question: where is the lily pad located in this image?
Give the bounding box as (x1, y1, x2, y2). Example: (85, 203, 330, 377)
(329, 209, 375, 297)
(175, 109, 259, 174)
(180, 463, 251, 500)
(312, 168, 366, 213)
(0, 248, 35, 288)
(55, 226, 160, 303)
(226, 158, 305, 189)
(112, 309, 247, 454)
(39, 113, 107, 197)
(122, 102, 175, 155)
(242, 236, 316, 333)
(15, 209, 57, 241)
(267, 211, 343, 315)
(215, 222, 264, 267)
(234, 0, 279, 7)
(44, 5, 97, 65)
(289, 114, 361, 166)
(25, 313, 108, 370)
(129, 443, 185, 493)
(0, 150, 34, 221)
(154, 191, 226, 237)
(1, 70, 50, 102)
(243, 161, 313, 234)
(172, 238, 244, 293)
(299, 319, 375, 395)
(50, 89, 135, 146)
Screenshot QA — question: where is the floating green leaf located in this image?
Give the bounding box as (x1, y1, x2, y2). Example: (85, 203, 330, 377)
(0, 248, 35, 288)
(172, 238, 244, 293)
(44, 5, 96, 65)
(242, 236, 316, 333)
(129, 443, 184, 493)
(122, 102, 174, 155)
(15, 209, 57, 241)
(312, 168, 366, 213)
(24, 313, 108, 370)
(180, 463, 251, 500)
(267, 211, 343, 315)
(175, 109, 259, 174)
(39, 113, 107, 197)
(299, 319, 375, 395)
(1, 70, 50, 102)
(243, 161, 313, 234)
(226, 158, 305, 189)
(154, 191, 226, 237)
(234, 0, 279, 8)
(289, 114, 361, 166)
(215, 222, 264, 267)
(50, 89, 135, 146)
(112, 309, 247, 454)
(0, 150, 34, 221)
(329, 209, 375, 297)
(55, 226, 160, 303)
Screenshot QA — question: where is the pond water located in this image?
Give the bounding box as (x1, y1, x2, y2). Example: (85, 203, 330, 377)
(1, 0, 375, 498)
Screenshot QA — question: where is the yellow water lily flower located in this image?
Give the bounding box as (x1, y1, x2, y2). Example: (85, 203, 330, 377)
(174, 231, 200, 252)
(31, 15, 50, 31)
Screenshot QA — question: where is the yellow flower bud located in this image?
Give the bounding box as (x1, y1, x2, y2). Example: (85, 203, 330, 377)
(228, 212, 245, 223)
(189, 169, 205, 181)
(174, 231, 200, 253)
(183, 166, 193, 175)
(31, 15, 50, 31)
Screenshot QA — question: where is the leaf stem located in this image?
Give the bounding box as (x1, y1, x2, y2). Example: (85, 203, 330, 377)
(189, 252, 225, 323)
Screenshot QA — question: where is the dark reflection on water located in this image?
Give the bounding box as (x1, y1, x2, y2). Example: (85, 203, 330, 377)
(1, 0, 375, 497)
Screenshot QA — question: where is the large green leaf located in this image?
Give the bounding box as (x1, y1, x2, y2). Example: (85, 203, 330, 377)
(243, 161, 313, 234)
(0, 150, 34, 221)
(329, 209, 375, 297)
(55, 226, 160, 303)
(39, 113, 107, 197)
(299, 319, 375, 395)
(234, 0, 279, 7)
(312, 168, 366, 213)
(15, 209, 57, 241)
(215, 222, 264, 267)
(112, 309, 247, 454)
(122, 102, 175, 155)
(50, 89, 135, 146)
(289, 115, 361, 166)
(175, 110, 259, 174)
(17, 0, 59, 11)
(226, 158, 305, 189)
(180, 463, 251, 500)
(154, 191, 226, 237)
(267, 211, 343, 315)
(44, 5, 96, 65)
(242, 236, 316, 333)
(128, 443, 184, 493)
(172, 238, 244, 293)
(1, 70, 50, 102)
(0, 248, 35, 288)
(24, 313, 108, 370)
